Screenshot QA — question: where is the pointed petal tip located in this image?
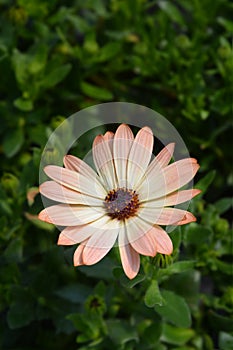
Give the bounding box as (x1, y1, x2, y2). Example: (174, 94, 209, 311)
(141, 126, 153, 135)
(192, 188, 202, 197)
(38, 209, 53, 223)
(126, 270, 138, 279)
(57, 233, 75, 246)
(103, 131, 114, 140)
(93, 134, 104, 146)
(115, 123, 134, 139)
(175, 212, 197, 225)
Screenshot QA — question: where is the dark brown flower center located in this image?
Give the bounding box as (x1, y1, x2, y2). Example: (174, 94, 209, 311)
(104, 188, 139, 220)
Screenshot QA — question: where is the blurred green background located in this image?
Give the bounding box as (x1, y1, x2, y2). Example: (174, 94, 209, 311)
(0, 0, 232, 349)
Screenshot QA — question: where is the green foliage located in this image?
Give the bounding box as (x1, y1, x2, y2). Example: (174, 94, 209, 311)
(0, 0, 232, 349)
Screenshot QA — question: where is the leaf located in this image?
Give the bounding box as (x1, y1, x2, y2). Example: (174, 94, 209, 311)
(158, 1, 185, 26)
(7, 301, 35, 329)
(14, 97, 34, 111)
(215, 197, 232, 215)
(219, 332, 233, 350)
(4, 237, 23, 263)
(79, 257, 115, 280)
(2, 128, 24, 158)
(42, 63, 72, 89)
(165, 261, 196, 275)
(161, 323, 194, 346)
(144, 280, 164, 308)
(154, 290, 191, 328)
(195, 170, 216, 196)
(183, 223, 213, 246)
(208, 310, 233, 332)
(143, 322, 163, 346)
(106, 319, 138, 345)
(55, 284, 91, 303)
(80, 82, 113, 100)
(98, 42, 122, 62)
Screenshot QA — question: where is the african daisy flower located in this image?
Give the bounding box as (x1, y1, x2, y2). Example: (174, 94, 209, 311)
(38, 124, 200, 279)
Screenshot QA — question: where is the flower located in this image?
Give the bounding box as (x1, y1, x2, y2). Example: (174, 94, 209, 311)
(38, 124, 200, 279)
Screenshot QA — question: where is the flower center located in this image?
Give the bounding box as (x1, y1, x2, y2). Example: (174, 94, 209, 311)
(104, 188, 139, 220)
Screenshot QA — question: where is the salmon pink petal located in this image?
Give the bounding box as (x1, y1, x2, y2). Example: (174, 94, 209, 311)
(143, 189, 201, 208)
(126, 218, 157, 256)
(127, 126, 154, 188)
(63, 155, 100, 182)
(93, 135, 117, 190)
(73, 240, 88, 266)
(57, 233, 76, 245)
(103, 131, 114, 154)
(113, 124, 134, 187)
(60, 216, 111, 243)
(103, 131, 114, 141)
(153, 143, 175, 168)
(139, 158, 199, 201)
(118, 227, 140, 279)
(82, 220, 120, 265)
(153, 225, 173, 254)
(38, 204, 105, 226)
(174, 212, 197, 225)
(136, 143, 175, 190)
(40, 181, 103, 206)
(44, 165, 106, 199)
(138, 207, 192, 226)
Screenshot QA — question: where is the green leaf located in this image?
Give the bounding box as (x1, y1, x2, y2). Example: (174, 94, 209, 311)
(2, 128, 24, 158)
(42, 63, 72, 89)
(144, 280, 164, 308)
(98, 42, 122, 62)
(215, 197, 232, 214)
(195, 170, 216, 196)
(14, 97, 34, 111)
(183, 223, 213, 246)
(80, 82, 113, 100)
(106, 319, 138, 345)
(161, 323, 195, 346)
(219, 332, 233, 350)
(4, 237, 23, 263)
(143, 321, 163, 346)
(158, 1, 185, 25)
(165, 261, 196, 275)
(55, 284, 91, 303)
(154, 290, 191, 328)
(208, 310, 233, 332)
(7, 301, 35, 329)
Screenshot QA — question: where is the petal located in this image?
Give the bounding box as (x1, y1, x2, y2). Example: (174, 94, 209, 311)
(38, 204, 105, 226)
(153, 225, 173, 254)
(136, 142, 175, 190)
(113, 124, 134, 187)
(151, 143, 175, 169)
(59, 216, 111, 243)
(127, 126, 154, 188)
(57, 233, 75, 245)
(104, 131, 114, 141)
(93, 135, 117, 190)
(126, 217, 157, 256)
(139, 158, 199, 202)
(40, 181, 103, 206)
(63, 155, 101, 183)
(103, 131, 114, 154)
(82, 219, 120, 265)
(142, 189, 201, 208)
(138, 207, 193, 226)
(73, 240, 88, 266)
(44, 165, 106, 199)
(174, 211, 197, 225)
(118, 226, 140, 279)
